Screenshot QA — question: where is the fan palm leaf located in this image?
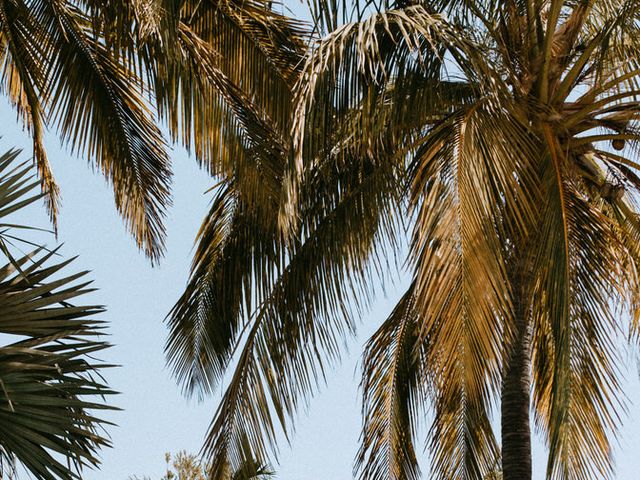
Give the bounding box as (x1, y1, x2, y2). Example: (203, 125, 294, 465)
(0, 148, 115, 480)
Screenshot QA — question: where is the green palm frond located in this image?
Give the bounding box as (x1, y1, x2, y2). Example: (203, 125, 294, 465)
(0, 149, 115, 480)
(0, 249, 114, 480)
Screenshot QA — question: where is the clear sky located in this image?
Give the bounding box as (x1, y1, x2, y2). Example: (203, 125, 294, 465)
(2, 6, 640, 478)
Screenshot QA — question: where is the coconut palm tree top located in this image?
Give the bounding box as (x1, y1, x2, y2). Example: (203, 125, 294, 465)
(165, 1, 640, 479)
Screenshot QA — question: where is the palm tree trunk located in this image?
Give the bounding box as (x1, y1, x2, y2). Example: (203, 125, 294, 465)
(501, 271, 532, 480)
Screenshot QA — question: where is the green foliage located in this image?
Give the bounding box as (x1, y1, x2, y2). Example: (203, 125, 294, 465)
(0, 149, 115, 479)
(128, 451, 275, 480)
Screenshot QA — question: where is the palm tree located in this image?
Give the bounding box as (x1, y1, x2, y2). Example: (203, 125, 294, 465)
(0, 149, 115, 479)
(1, 1, 306, 476)
(166, 0, 640, 479)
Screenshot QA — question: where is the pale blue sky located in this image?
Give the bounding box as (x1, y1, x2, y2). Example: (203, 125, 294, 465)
(2, 4, 640, 477)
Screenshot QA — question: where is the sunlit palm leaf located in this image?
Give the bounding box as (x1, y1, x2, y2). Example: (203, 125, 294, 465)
(528, 128, 634, 480)
(0, 0, 60, 222)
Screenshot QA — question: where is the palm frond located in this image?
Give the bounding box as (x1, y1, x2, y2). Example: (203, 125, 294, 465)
(291, 4, 452, 152)
(201, 154, 403, 476)
(530, 130, 630, 480)
(0, 0, 60, 222)
(408, 102, 541, 479)
(0, 250, 114, 479)
(355, 285, 423, 480)
(166, 181, 283, 399)
(285, 2, 512, 234)
(409, 110, 498, 480)
(148, 0, 307, 185)
(33, 0, 172, 261)
(0, 149, 115, 480)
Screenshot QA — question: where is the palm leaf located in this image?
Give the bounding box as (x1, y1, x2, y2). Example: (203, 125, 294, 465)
(28, 0, 172, 261)
(0, 0, 60, 223)
(199, 153, 403, 476)
(0, 149, 115, 480)
(530, 129, 629, 480)
(355, 285, 423, 480)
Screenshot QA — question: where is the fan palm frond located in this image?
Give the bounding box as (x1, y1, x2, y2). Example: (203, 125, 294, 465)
(0, 148, 115, 480)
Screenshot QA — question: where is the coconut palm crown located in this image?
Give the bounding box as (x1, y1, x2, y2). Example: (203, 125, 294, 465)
(166, 1, 640, 480)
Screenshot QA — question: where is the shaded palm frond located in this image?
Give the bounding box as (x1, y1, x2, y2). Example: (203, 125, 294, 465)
(32, 0, 172, 261)
(166, 181, 283, 399)
(285, 3, 509, 233)
(0, 149, 115, 480)
(148, 0, 307, 186)
(201, 153, 404, 476)
(0, 250, 115, 480)
(167, 22, 289, 203)
(230, 454, 275, 480)
(290, 4, 453, 178)
(355, 285, 423, 480)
